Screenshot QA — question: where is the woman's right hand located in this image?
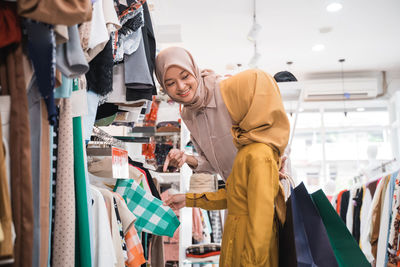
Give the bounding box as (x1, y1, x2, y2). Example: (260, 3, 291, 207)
(163, 194, 186, 210)
(163, 149, 187, 172)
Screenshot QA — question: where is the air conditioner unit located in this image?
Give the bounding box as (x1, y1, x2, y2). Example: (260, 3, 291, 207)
(302, 76, 382, 101)
(277, 74, 383, 101)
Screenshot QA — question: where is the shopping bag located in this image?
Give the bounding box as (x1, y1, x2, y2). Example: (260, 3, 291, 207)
(290, 185, 318, 267)
(279, 195, 299, 267)
(292, 182, 339, 267)
(311, 190, 370, 267)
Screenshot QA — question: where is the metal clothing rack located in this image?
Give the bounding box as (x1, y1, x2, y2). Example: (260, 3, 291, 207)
(87, 126, 127, 156)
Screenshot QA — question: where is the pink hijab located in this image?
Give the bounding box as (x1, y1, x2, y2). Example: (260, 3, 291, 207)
(155, 47, 220, 111)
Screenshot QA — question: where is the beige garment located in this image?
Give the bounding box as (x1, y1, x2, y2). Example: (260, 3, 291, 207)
(97, 188, 125, 267)
(39, 100, 51, 267)
(188, 173, 217, 193)
(85, 0, 121, 62)
(112, 192, 136, 234)
(220, 69, 290, 156)
(0, 115, 13, 259)
(88, 157, 144, 183)
(54, 25, 69, 44)
(52, 98, 76, 267)
(370, 176, 390, 259)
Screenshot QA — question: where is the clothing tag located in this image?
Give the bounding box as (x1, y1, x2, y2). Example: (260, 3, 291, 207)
(71, 89, 89, 118)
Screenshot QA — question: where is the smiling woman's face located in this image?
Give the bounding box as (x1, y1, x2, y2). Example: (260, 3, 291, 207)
(163, 66, 198, 104)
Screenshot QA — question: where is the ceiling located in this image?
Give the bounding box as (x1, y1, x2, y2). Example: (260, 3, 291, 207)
(150, 0, 400, 80)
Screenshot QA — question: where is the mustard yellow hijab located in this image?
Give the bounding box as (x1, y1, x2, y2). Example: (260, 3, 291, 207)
(220, 69, 290, 156)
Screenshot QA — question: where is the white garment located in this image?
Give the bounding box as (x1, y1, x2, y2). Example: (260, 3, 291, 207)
(346, 188, 356, 233)
(376, 178, 392, 267)
(359, 186, 372, 250)
(88, 0, 108, 50)
(102, 0, 121, 33)
(90, 186, 117, 267)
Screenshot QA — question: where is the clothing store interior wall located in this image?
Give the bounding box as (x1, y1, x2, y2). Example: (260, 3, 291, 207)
(152, 0, 400, 194)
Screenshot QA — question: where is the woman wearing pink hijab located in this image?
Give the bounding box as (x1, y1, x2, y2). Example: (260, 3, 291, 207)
(155, 46, 237, 181)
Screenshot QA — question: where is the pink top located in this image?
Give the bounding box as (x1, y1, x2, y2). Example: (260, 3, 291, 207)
(183, 84, 237, 181)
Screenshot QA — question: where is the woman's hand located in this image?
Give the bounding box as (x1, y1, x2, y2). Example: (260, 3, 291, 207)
(279, 156, 288, 179)
(163, 194, 186, 210)
(163, 149, 187, 172)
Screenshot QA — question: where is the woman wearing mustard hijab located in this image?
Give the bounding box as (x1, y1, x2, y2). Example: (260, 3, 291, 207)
(164, 68, 290, 266)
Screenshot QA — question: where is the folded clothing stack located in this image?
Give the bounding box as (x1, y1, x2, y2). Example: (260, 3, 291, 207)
(186, 243, 221, 263)
(188, 173, 218, 193)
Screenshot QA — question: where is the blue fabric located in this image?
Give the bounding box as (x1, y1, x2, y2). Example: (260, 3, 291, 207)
(290, 187, 316, 267)
(54, 75, 73, 99)
(25, 20, 57, 126)
(82, 90, 100, 142)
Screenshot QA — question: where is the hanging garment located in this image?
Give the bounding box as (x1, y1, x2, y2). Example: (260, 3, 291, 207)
(0, 2, 21, 48)
(345, 188, 357, 234)
(367, 177, 389, 262)
(27, 78, 43, 267)
(17, 0, 92, 26)
(73, 89, 92, 267)
(0, 115, 13, 260)
(90, 186, 117, 267)
(82, 90, 100, 141)
(311, 189, 370, 267)
(340, 190, 350, 224)
(192, 208, 204, 243)
(0, 43, 34, 267)
(113, 193, 145, 267)
(376, 174, 397, 267)
(352, 187, 364, 243)
(25, 20, 57, 125)
(113, 179, 180, 237)
(125, 224, 146, 267)
(161, 190, 180, 263)
(112, 0, 145, 62)
(388, 172, 400, 267)
(186, 144, 285, 267)
(56, 25, 89, 79)
(140, 2, 157, 97)
(0, 96, 11, 196)
(208, 210, 222, 244)
(86, 39, 113, 96)
(54, 75, 73, 99)
(52, 98, 76, 267)
(148, 178, 165, 267)
(39, 99, 51, 267)
(335, 189, 346, 214)
(49, 113, 60, 266)
(98, 188, 126, 267)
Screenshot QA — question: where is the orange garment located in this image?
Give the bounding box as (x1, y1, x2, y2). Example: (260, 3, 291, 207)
(336, 190, 347, 215)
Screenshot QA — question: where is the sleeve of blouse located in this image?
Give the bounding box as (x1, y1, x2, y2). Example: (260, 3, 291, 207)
(190, 135, 215, 174)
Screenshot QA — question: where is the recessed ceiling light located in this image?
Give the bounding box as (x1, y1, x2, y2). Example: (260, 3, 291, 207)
(299, 108, 305, 112)
(312, 44, 325, 52)
(326, 2, 343, 12)
(356, 107, 365, 112)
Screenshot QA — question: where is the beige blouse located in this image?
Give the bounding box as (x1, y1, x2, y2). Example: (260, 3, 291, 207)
(183, 84, 237, 181)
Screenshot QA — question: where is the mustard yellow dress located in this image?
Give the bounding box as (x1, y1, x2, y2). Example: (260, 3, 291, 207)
(186, 143, 285, 267)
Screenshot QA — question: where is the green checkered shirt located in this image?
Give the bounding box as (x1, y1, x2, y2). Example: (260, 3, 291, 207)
(114, 179, 180, 237)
